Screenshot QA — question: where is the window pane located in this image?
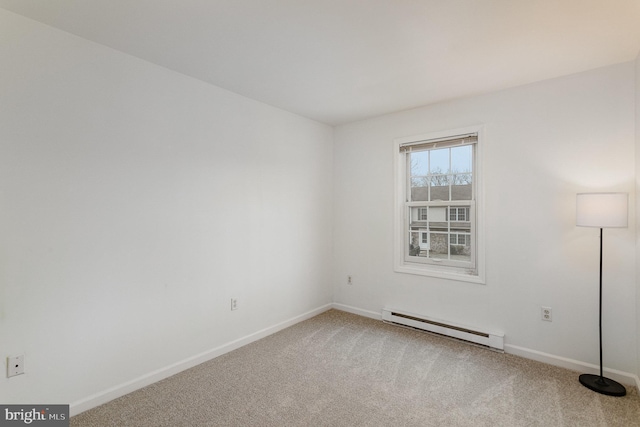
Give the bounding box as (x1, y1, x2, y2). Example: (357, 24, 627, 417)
(451, 145, 472, 200)
(409, 231, 420, 256)
(410, 206, 429, 224)
(429, 148, 449, 174)
(429, 232, 449, 259)
(410, 151, 429, 201)
(450, 233, 471, 263)
(451, 145, 472, 172)
(429, 148, 449, 201)
(430, 176, 449, 201)
(411, 151, 429, 175)
(451, 181, 471, 200)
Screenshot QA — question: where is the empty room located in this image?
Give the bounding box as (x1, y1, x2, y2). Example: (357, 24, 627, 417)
(1, 1, 640, 426)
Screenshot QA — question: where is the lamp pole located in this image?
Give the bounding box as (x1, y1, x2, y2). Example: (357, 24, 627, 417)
(598, 227, 603, 381)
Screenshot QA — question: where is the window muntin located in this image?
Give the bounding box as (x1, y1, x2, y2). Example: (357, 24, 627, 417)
(397, 130, 479, 278)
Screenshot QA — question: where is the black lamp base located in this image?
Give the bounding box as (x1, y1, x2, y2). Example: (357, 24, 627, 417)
(579, 374, 626, 397)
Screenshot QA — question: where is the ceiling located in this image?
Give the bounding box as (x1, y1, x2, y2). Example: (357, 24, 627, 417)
(2, 1, 640, 126)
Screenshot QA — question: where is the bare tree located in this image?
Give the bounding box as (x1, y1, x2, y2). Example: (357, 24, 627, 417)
(411, 160, 471, 187)
(451, 169, 472, 185)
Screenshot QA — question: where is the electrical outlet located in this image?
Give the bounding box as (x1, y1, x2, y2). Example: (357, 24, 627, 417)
(231, 298, 238, 311)
(7, 355, 24, 378)
(347, 275, 353, 285)
(541, 307, 552, 322)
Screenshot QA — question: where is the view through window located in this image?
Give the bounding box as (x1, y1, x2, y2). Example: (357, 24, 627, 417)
(396, 130, 480, 279)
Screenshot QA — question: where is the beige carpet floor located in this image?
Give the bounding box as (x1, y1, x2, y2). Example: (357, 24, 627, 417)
(71, 309, 640, 426)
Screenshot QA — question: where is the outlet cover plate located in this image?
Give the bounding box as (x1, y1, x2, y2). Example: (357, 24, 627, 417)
(7, 355, 24, 378)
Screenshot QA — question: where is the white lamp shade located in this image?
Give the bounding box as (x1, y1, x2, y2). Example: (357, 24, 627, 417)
(576, 193, 628, 228)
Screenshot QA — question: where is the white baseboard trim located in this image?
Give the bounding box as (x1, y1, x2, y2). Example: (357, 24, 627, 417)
(331, 303, 382, 320)
(70, 303, 333, 416)
(504, 344, 640, 390)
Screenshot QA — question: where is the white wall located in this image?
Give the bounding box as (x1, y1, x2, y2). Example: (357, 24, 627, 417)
(635, 51, 640, 384)
(333, 62, 638, 377)
(0, 10, 333, 407)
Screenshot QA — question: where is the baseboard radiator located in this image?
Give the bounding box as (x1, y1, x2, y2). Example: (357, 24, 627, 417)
(382, 308, 504, 352)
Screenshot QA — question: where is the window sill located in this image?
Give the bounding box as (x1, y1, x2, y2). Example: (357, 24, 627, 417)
(394, 263, 485, 284)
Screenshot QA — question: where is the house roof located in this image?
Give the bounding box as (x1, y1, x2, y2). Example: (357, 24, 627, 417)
(411, 185, 472, 202)
(1, 1, 639, 125)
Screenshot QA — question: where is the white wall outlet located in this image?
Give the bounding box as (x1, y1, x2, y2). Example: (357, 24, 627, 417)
(541, 306, 552, 322)
(231, 298, 238, 311)
(347, 275, 353, 285)
(7, 355, 24, 378)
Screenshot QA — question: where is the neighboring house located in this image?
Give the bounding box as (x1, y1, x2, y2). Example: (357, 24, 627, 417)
(409, 184, 472, 259)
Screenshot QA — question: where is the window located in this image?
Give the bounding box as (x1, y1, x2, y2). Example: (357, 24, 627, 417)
(394, 126, 483, 283)
(449, 207, 469, 222)
(450, 233, 469, 245)
(419, 207, 428, 220)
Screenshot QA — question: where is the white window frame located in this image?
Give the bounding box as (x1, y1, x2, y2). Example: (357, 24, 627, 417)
(394, 125, 485, 284)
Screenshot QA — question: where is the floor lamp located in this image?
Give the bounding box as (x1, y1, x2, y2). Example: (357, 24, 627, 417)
(576, 192, 627, 397)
